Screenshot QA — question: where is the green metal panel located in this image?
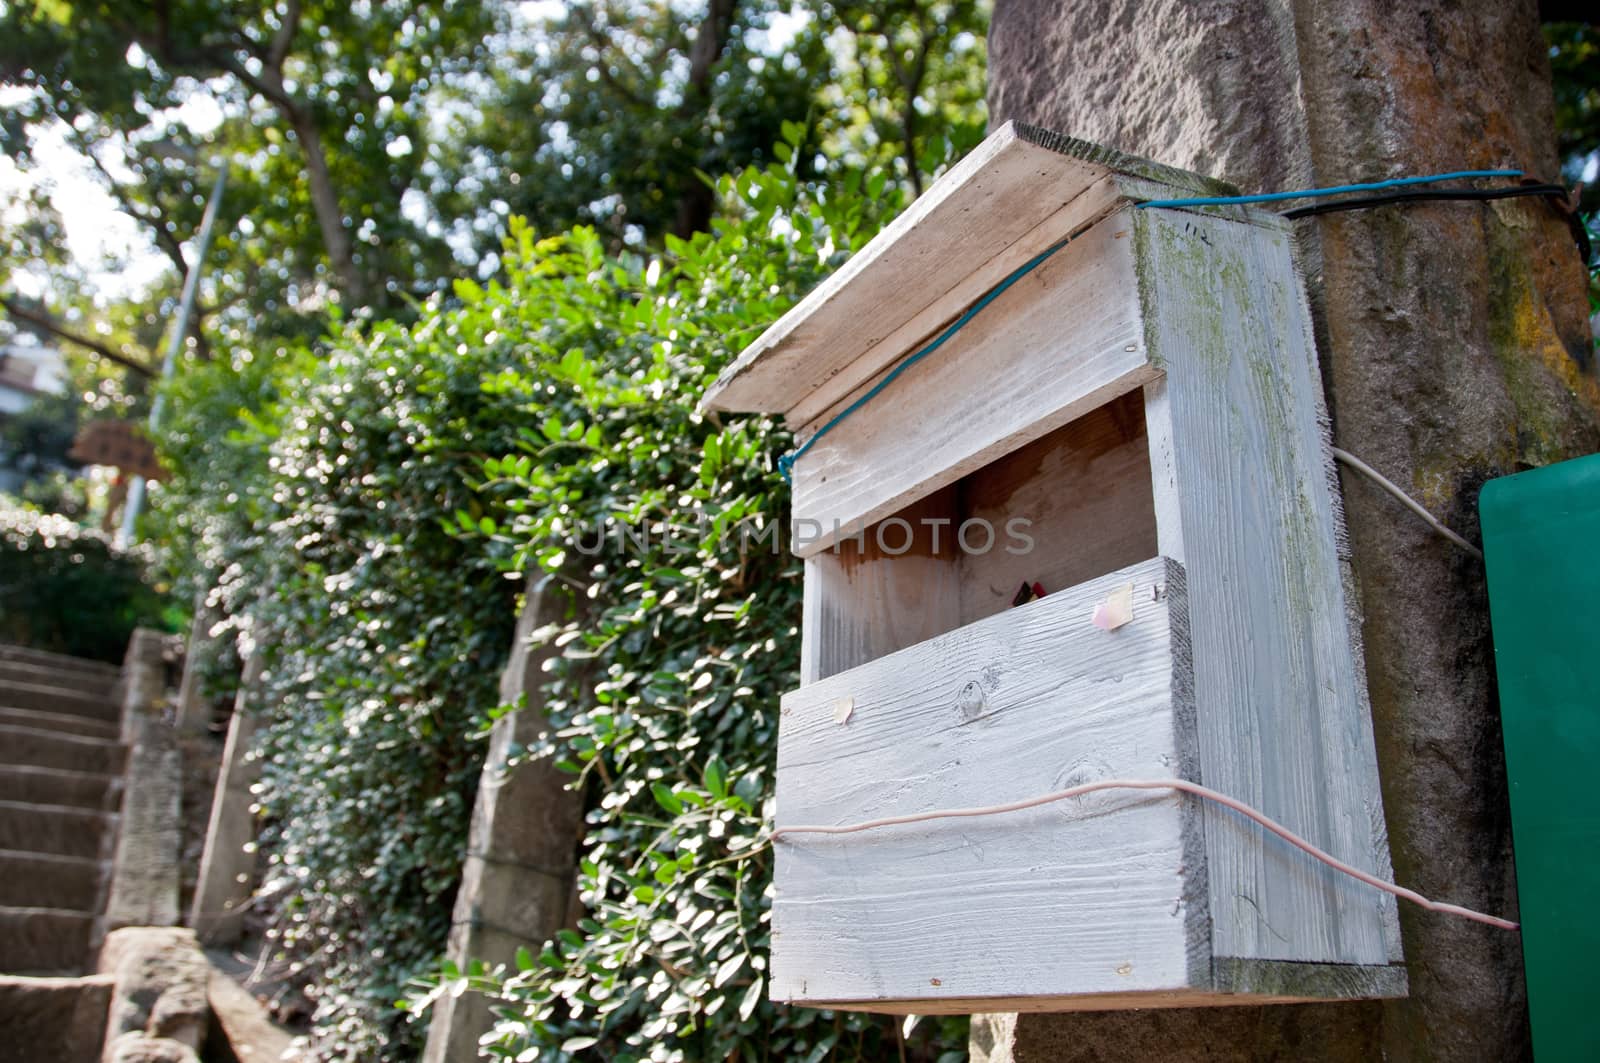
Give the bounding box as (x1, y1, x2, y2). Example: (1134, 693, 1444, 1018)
(1481, 453, 1600, 1063)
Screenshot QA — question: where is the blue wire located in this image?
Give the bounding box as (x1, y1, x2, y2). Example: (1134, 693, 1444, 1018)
(1136, 169, 1522, 210)
(775, 166, 1525, 481)
(777, 236, 1072, 482)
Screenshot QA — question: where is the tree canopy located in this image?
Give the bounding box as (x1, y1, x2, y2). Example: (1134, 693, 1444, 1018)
(1, 0, 988, 380)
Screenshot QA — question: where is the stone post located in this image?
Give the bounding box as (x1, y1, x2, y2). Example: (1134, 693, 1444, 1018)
(99, 926, 210, 1063)
(421, 576, 586, 1063)
(116, 628, 167, 748)
(173, 596, 218, 735)
(100, 628, 182, 939)
(976, 2, 1598, 1060)
(188, 650, 264, 946)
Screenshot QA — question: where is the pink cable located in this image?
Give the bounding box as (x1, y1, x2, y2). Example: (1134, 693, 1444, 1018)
(771, 777, 1519, 931)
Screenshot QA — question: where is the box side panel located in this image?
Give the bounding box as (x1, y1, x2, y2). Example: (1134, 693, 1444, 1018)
(773, 558, 1208, 1006)
(788, 209, 1157, 557)
(1136, 207, 1399, 968)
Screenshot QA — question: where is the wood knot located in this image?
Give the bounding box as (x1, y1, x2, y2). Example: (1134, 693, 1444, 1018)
(955, 680, 986, 721)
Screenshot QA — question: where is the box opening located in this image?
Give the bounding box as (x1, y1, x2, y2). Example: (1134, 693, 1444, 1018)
(807, 388, 1158, 680)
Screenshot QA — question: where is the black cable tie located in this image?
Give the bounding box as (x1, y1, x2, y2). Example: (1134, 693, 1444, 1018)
(1282, 183, 1590, 267)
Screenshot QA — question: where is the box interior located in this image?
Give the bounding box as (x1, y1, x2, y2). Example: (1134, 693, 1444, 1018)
(808, 388, 1158, 680)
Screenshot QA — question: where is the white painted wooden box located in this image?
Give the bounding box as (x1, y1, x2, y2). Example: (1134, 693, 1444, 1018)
(702, 123, 1407, 1013)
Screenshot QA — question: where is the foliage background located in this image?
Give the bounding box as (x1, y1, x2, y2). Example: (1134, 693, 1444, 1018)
(15, 3, 992, 1056)
(186, 323, 530, 1057)
(393, 147, 966, 1061)
(0, 498, 170, 660)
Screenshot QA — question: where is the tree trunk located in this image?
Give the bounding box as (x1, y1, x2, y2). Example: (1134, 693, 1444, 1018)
(977, 1, 1599, 1061)
(285, 105, 369, 307)
(672, 0, 738, 240)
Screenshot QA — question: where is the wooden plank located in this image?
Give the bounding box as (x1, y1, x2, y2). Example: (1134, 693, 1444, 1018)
(1211, 958, 1407, 1000)
(788, 209, 1158, 557)
(808, 985, 1364, 1016)
(958, 390, 1158, 625)
(703, 122, 1234, 418)
(780, 175, 1124, 429)
(773, 558, 1209, 1006)
(1135, 207, 1400, 967)
(1142, 377, 1188, 564)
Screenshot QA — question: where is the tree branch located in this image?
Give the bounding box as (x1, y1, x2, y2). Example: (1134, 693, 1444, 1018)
(0, 297, 157, 377)
(72, 133, 191, 280)
(64, 131, 215, 360)
(267, 0, 302, 71)
(878, 9, 933, 198)
(571, 8, 653, 110)
(110, 4, 366, 304)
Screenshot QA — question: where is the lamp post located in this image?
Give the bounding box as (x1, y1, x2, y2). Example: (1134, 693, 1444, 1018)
(117, 164, 226, 547)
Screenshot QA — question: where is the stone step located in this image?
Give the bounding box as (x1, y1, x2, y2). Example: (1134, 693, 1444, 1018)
(0, 643, 120, 677)
(0, 660, 118, 700)
(0, 680, 118, 723)
(0, 906, 93, 976)
(0, 765, 119, 810)
(0, 800, 115, 860)
(0, 724, 124, 775)
(0, 973, 113, 1062)
(0, 705, 120, 741)
(0, 849, 103, 911)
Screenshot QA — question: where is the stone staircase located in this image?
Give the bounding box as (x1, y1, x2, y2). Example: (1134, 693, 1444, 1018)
(0, 644, 124, 977)
(0, 636, 303, 1061)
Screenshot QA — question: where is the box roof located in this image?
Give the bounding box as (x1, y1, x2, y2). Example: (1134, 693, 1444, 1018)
(700, 122, 1235, 422)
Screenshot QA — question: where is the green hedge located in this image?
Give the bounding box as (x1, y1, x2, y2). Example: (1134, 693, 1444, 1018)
(157, 142, 968, 1061)
(154, 319, 529, 1059)
(405, 150, 967, 1060)
(0, 500, 170, 661)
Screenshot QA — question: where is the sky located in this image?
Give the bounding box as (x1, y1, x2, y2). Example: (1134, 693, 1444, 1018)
(0, 84, 226, 303)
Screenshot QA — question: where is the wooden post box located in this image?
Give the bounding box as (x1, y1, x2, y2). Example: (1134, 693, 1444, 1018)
(702, 123, 1407, 1013)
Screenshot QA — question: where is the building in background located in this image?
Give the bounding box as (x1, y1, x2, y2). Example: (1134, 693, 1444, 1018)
(0, 340, 74, 494)
(0, 341, 67, 413)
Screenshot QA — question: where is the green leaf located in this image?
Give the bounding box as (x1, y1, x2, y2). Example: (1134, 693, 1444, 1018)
(738, 976, 764, 1022)
(704, 757, 727, 799)
(651, 782, 683, 815)
(713, 954, 745, 988)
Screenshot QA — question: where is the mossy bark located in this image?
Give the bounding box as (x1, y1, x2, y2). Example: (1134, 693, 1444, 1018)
(980, 1, 1600, 1060)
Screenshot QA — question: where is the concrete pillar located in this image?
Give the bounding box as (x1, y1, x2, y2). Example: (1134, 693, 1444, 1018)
(188, 651, 263, 946)
(422, 577, 586, 1063)
(116, 628, 167, 747)
(980, 2, 1595, 1060)
(100, 629, 182, 939)
(173, 597, 218, 735)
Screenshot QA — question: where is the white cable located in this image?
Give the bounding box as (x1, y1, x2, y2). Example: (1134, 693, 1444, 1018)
(772, 777, 1518, 931)
(1331, 447, 1484, 560)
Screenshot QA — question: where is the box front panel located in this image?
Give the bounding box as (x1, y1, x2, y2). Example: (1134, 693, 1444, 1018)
(787, 210, 1158, 557)
(772, 558, 1206, 1007)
